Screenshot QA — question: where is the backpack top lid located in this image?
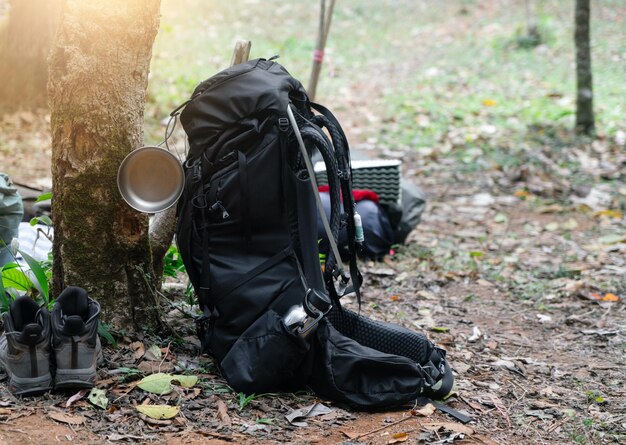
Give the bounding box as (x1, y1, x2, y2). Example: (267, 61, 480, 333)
(180, 58, 307, 159)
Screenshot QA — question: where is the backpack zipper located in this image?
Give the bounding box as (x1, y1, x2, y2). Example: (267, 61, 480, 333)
(210, 182, 229, 219)
(193, 65, 257, 98)
(210, 201, 229, 220)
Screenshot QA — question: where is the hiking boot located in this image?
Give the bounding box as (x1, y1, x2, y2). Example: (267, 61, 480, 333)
(51, 286, 103, 389)
(0, 297, 52, 396)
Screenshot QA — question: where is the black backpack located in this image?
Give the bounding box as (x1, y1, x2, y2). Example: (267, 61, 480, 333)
(176, 58, 453, 408)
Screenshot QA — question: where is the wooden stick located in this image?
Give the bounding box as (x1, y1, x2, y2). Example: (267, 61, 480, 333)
(230, 40, 251, 66)
(307, 0, 336, 100)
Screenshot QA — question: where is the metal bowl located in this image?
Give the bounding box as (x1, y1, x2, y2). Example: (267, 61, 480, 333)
(117, 146, 184, 213)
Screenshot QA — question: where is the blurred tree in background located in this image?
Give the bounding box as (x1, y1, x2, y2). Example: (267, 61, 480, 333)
(574, 0, 594, 135)
(0, 0, 60, 112)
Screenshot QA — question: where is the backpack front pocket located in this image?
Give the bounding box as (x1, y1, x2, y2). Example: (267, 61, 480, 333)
(219, 309, 312, 394)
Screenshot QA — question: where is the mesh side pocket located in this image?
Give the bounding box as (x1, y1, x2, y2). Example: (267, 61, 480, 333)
(326, 307, 432, 364)
(220, 310, 312, 394)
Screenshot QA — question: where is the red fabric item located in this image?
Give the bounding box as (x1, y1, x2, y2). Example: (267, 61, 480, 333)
(318, 185, 380, 203)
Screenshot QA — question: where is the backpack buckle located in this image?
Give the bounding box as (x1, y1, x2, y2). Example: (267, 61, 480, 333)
(278, 117, 290, 132)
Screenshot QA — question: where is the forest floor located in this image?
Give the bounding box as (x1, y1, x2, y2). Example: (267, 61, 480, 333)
(1, 1, 625, 444)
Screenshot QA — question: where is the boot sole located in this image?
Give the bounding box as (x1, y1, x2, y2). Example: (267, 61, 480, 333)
(54, 366, 97, 390)
(8, 373, 53, 397)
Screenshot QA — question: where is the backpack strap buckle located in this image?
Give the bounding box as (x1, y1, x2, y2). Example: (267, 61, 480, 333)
(278, 117, 290, 132)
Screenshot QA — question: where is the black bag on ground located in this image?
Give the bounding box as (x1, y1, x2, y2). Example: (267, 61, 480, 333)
(176, 58, 452, 407)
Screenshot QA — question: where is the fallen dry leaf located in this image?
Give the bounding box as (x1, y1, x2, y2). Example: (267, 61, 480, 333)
(340, 429, 360, 440)
(48, 411, 85, 425)
(65, 389, 89, 408)
(129, 341, 145, 360)
(594, 209, 623, 219)
(144, 344, 163, 361)
(412, 403, 436, 417)
(422, 422, 474, 435)
(388, 432, 409, 444)
(601, 293, 620, 302)
(137, 360, 175, 374)
(216, 399, 232, 426)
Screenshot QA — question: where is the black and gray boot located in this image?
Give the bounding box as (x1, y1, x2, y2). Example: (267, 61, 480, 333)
(51, 286, 103, 389)
(0, 296, 52, 396)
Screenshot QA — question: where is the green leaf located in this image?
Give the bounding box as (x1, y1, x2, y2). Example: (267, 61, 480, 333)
(545, 222, 559, 232)
(1, 263, 19, 271)
(98, 322, 117, 347)
(1, 267, 33, 291)
(18, 250, 49, 301)
(146, 344, 162, 360)
(137, 373, 198, 395)
(238, 392, 257, 411)
(469, 251, 484, 258)
(88, 388, 108, 409)
(35, 192, 52, 203)
(29, 215, 53, 227)
(0, 269, 9, 313)
(171, 375, 198, 388)
(430, 326, 450, 333)
(598, 234, 626, 245)
(116, 367, 142, 376)
(256, 418, 274, 425)
(494, 213, 508, 223)
(137, 373, 174, 395)
(136, 404, 179, 420)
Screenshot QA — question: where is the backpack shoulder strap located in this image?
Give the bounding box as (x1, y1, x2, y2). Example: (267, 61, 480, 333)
(309, 102, 363, 305)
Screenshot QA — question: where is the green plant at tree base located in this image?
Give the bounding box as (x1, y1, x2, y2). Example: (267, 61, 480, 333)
(238, 392, 258, 411)
(0, 249, 52, 312)
(162, 244, 195, 306)
(163, 244, 186, 279)
(256, 418, 273, 425)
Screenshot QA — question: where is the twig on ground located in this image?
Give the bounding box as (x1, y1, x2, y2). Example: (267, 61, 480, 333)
(547, 418, 568, 434)
(490, 396, 511, 429)
(352, 415, 414, 440)
(159, 342, 172, 372)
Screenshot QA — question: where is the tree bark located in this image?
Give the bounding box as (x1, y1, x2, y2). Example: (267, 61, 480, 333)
(149, 205, 177, 286)
(49, 0, 162, 330)
(0, 0, 61, 112)
(574, 0, 594, 135)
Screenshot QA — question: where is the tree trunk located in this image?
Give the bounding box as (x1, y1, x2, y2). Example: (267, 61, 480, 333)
(0, 0, 60, 112)
(49, 0, 162, 330)
(574, 0, 594, 135)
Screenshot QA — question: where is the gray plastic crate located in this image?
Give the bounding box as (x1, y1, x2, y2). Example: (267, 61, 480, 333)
(314, 159, 402, 205)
